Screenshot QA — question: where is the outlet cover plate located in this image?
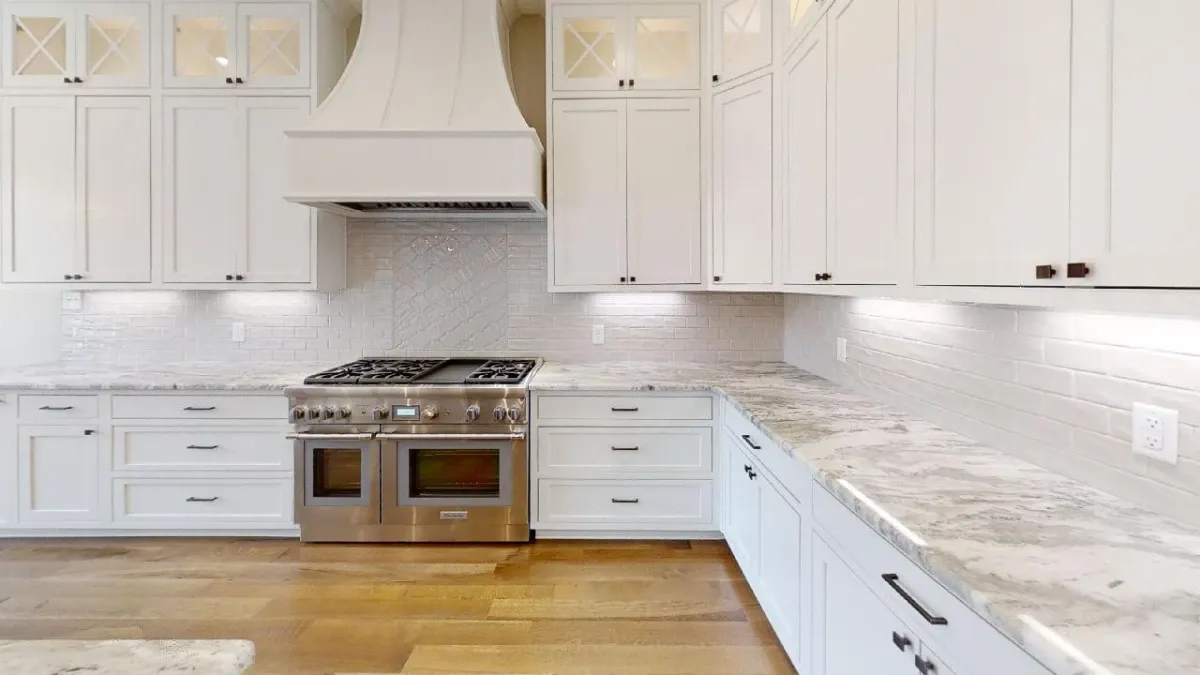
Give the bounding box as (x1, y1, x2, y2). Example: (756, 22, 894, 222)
(1132, 403, 1178, 465)
(62, 291, 83, 311)
(232, 322, 246, 343)
(591, 324, 604, 345)
(836, 338, 848, 364)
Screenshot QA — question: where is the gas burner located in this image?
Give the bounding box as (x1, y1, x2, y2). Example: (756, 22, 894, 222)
(303, 358, 445, 385)
(465, 359, 537, 384)
(302, 358, 539, 386)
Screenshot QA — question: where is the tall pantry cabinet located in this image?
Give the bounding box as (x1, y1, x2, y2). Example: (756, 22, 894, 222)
(0, 0, 351, 290)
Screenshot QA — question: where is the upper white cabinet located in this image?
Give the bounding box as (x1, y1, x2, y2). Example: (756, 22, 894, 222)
(914, 0, 1072, 287)
(1, 96, 151, 283)
(712, 73, 773, 285)
(552, 98, 701, 288)
(552, 2, 700, 92)
(783, 0, 818, 56)
(164, 96, 313, 284)
(3, 2, 150, 88)
(712, 0, 771, 87)
(165, 1, 310, 89)
(782, 16, 827, 285)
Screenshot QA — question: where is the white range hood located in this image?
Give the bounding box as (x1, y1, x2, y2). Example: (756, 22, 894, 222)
(286, 0, 545, 218)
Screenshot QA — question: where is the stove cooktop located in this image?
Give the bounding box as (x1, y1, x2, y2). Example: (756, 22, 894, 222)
(303, 358, 538, 386)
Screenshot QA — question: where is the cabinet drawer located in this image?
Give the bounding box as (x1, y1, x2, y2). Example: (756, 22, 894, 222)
(113, 426, 290, 472)
(537, 395, 713, 422)
(17, 395, 99, 421)
(722, 400, 810, 503)
(111, 394, 285, 420)
(537, 427, 712, 475)
(113, 478, 292, 524)
(813, 483, 1053, 675)
(538, 479, 713, 527)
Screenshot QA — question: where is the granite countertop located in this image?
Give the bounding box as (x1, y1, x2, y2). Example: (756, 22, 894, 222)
(0, 361, 329, 391)
(531, 362, 1200, 675)
(0, 639, 254, 675)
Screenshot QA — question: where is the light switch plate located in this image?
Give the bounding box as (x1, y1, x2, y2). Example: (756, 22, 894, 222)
(1132, 402, 1178, 464)
(836, 338, 848, 363)
(591, 324, 605, 345)
(62, 291, 82, 311)
(232, 322, 246, 343)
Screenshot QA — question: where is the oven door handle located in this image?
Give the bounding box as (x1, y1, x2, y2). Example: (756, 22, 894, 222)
(376, 433, 527, 441)
(286, 433, 376, 440)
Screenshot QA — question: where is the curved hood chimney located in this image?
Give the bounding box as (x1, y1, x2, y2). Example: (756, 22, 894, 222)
(286, 0, 545, 218)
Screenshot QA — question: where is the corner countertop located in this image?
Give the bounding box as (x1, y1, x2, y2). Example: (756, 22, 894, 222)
(530, 361, 1200, 675)
(0, 639, 254, 675)
(0, 361, 331, 391)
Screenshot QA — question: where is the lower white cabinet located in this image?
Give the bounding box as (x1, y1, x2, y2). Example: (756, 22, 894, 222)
(113, 477, 292, 527)
(538, 478, 713, 527)
(0, 396, 17, 526)
(724, 429, 761, 581)
(712, 73, 774, 285)
(18, 425, 103, 524)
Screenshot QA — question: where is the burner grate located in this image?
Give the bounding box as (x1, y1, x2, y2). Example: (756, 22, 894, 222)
(464, 359, 537, 384)
(304, 358, 446, 385)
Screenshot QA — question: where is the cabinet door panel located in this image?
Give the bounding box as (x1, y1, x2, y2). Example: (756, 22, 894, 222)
(782, 19, 827, 285)
(1072, 1, 1200, 287)
(627, 98, 701, 285)
(165, 2, 237, 88)
(713, 0, 771, 85)
(3, 3, 74, 87)
(18, 426, 102, 524)
(914, 0, 1071, 286)
(758, 476, 802, 666)
(627, 3, 701, 90)
(551, 99, 627, 287)
(78, 2, 150, 87)
(163, 97, 239, 282)
(811, 533, 915, 675)
(236, 2, 310, 88)
(240, 97, 311, 282)
(713, 74, 773, 284)
(0, 401, 15, 527)
(723, 430, 760, 585)
(784, 0, 819, 56)
(552, 4, 625, 92)
(827, 0, 899, 284)
(1, 97, 76, 282)
(77, 96, 151, 283)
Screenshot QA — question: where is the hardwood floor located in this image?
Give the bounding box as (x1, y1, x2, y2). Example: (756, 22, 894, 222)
(0, 539, 794, 675)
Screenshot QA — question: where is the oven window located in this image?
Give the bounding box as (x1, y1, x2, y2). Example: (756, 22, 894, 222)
(409, 449, 501, 498)
(312, 448, 363, 498)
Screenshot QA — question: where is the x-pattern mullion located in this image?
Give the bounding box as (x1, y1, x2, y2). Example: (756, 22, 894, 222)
(636, 17, 686, 76)
(87, 18, 135, 75)
(565, 21, 614, 78)
(14, 16, 67, 75)
(178, 19, 228, 75)
(249, 21, 299, 75)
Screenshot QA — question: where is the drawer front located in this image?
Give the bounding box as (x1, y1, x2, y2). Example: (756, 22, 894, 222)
(112, 394, 285, 420)
(114, 478, 292, 524)
(18, 395, 99, 421)
(722, 400, 810, 504)
(537, 427, 713, 475)
(537, 395, 713, 422)
(813, 483, 1053, 675)
(538, 479, 713, 526)
(113, 426, 291, 472)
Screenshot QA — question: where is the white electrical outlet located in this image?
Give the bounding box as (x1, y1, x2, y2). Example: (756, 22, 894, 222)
(591, 324, 605, 345)
(62, 291, 82, 311)
(232, 322, 246, 343)
(836, 337, 848, 364)
(1132, 403, 1179, 465)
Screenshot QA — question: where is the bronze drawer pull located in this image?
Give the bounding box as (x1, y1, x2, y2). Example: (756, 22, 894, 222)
(186, 444, 219, 450)
(882, 574, 948, 625)
(186, 497, 219, 503)
(740, 434, 762, 450)
(610, 407, 639, 412)
(611, 446, 639, 451)
(39, 405, 75, 411)
(183, 406, 217, 412)
(611, 498, 640, 504)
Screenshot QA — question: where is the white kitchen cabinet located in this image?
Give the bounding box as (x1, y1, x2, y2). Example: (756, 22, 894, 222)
(918, 645, 958, 675)
(783, 0, 819, 57)
(712, 0, 771, 87)
(1069, 1, 1200, 288)
(914, 0, 1072, 286)
(781, 16, 827, 285)
(165, 1, 309, 89)
(3, 2, 150, 88)
(164, 96, 313, 284)
(0, 397, 15, 527)
(758, 469, 803, 667)
(712, 73, 773, 285)
(723, 429, 761, 584)
(552, 97, 701, 288)
(1, 95, 151, 284)
(551, 98, 627, 287)
(551, 3, 700, 92)
(17, 425, 103, 524)
(811, 532, 916, 675)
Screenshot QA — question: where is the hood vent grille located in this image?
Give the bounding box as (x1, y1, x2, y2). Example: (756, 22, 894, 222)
(335, 200, 539, 214)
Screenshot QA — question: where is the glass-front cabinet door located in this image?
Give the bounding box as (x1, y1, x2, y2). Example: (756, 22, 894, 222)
(165, 2, 237, 87)
(236, 2, 309, 88)
(552, 4, 625, 92)
(3, 2, 149, 88)
(79, 3, 149, 87)
(784, 0, 816, 55)
(627, 4, 700, 90)
(713, 0, 771, 86)
(4, 3, 75, 87)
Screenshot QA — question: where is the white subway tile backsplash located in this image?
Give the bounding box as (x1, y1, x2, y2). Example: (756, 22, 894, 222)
(64, 221, 783, 365)
(786, 295, 1200, 528)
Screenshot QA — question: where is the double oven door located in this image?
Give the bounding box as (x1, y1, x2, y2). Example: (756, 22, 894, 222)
(294, 426, 528, 542)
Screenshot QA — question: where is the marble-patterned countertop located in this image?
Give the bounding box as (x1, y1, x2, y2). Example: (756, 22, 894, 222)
(531, 362, 1200, 675)
(0, 361, 329, 391)
(0, 639, 254, 675)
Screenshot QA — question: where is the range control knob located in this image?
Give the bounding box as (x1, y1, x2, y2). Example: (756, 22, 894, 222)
(371, 406, 388, 421)
(506, 403, 524, 422)
(321, 407, 336, 421)
(337, 406, 352, 420)
(493, 405, 507, 422)
(465, 404, 481, 422)
(422, 405, 439, 420)
(307, 406, 323, 421)
(290, 406, 307, 422)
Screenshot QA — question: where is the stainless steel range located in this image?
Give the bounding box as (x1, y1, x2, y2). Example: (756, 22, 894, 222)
(285, 357, 539, 543)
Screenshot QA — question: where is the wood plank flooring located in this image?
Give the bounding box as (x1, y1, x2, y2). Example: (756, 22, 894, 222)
(0, 539, 794, 675)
